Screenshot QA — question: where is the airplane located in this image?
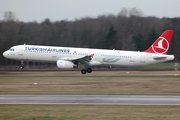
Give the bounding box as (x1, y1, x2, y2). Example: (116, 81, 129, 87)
(3, 30, 175, 74)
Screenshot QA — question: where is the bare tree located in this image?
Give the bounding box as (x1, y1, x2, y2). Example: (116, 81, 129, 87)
(4, 11, 17, 22)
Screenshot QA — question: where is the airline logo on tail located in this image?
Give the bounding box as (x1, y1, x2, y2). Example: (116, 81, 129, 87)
(145, 30, 174, 54)
(152, 37, 169, 54)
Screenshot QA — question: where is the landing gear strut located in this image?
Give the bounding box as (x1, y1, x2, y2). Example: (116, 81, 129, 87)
(20, 60, 24, 69)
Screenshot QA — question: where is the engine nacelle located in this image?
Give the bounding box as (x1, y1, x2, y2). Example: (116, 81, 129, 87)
(56, 60, 78, 69)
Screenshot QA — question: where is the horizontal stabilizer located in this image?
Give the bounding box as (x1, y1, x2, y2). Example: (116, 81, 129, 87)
(153, 56, 167, 60)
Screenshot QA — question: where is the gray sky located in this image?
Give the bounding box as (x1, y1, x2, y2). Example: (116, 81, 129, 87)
(0, 0, 180, 22)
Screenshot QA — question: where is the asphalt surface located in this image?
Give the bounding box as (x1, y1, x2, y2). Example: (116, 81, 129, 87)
(0, 95, 180, 105)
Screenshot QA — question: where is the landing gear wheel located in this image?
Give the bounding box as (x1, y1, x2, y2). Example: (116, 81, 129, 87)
(87, 68, 92, 73)
(81, 69, 87, 74)
(20, 66, 24, 70)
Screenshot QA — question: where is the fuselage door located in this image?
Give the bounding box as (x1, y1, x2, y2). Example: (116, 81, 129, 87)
(52, 51, 57, 58)
(140, 53, 145, 63)
(18, 46, 24, 56)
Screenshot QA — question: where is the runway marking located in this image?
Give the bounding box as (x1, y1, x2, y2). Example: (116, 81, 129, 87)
(0, 95, 180, 105)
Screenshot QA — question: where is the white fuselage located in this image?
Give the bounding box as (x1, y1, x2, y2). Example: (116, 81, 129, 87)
(3, 45, 174, 67)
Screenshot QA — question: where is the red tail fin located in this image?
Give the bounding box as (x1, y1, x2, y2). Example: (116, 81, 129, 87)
(144, 30, 174, 54)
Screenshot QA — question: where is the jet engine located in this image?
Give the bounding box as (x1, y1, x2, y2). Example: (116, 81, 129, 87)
(56, 60, 78, 68)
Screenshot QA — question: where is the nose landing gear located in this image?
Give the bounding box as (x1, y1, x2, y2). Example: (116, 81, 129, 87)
(20, 60, 24, 69)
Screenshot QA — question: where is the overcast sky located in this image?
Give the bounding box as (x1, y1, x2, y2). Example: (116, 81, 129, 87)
(0, 0, 180, 22)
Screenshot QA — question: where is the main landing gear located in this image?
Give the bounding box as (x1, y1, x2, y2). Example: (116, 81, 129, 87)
(81, 68, 92, 74)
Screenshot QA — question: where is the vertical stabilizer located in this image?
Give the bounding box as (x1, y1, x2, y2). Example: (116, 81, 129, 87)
(145, 30, 174, 54)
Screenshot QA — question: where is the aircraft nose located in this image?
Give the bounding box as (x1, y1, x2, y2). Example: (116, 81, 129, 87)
(3, 51, 8, 58)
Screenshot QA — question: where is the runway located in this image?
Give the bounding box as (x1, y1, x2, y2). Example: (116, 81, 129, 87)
(0, 95, 180, 105)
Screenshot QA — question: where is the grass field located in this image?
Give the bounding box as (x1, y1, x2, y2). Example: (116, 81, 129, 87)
(0, 70, 180, 95)
(0, 105, 180, 120)
(0, 70, 180, 120)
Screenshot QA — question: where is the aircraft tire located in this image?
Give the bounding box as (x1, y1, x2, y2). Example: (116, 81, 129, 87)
(87, 68, 92, 73)
(20, 66, 24, 70)
(81, 69, 87, 74)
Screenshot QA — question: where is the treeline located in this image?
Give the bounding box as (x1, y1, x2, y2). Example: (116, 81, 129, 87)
(0, 10, 180, 66)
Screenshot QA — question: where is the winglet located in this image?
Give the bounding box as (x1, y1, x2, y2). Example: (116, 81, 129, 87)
(144, 30, 174, 54)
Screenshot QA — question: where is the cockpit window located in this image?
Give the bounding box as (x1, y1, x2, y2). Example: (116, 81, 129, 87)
(9, 48, 14, 51)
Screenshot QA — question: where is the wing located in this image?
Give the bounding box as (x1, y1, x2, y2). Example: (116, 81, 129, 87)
(61, 55, 92, 61)
(60, 54, 101, 66)
(60, 55, 93, 65)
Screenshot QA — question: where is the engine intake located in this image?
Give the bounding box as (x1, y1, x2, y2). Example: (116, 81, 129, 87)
(56, 60, 78, 69)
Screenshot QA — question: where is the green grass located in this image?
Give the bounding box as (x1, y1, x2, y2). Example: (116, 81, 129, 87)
(133, 62, 178, 70)
(0, 71, 180, 95)
(0, 105, 180, 120)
